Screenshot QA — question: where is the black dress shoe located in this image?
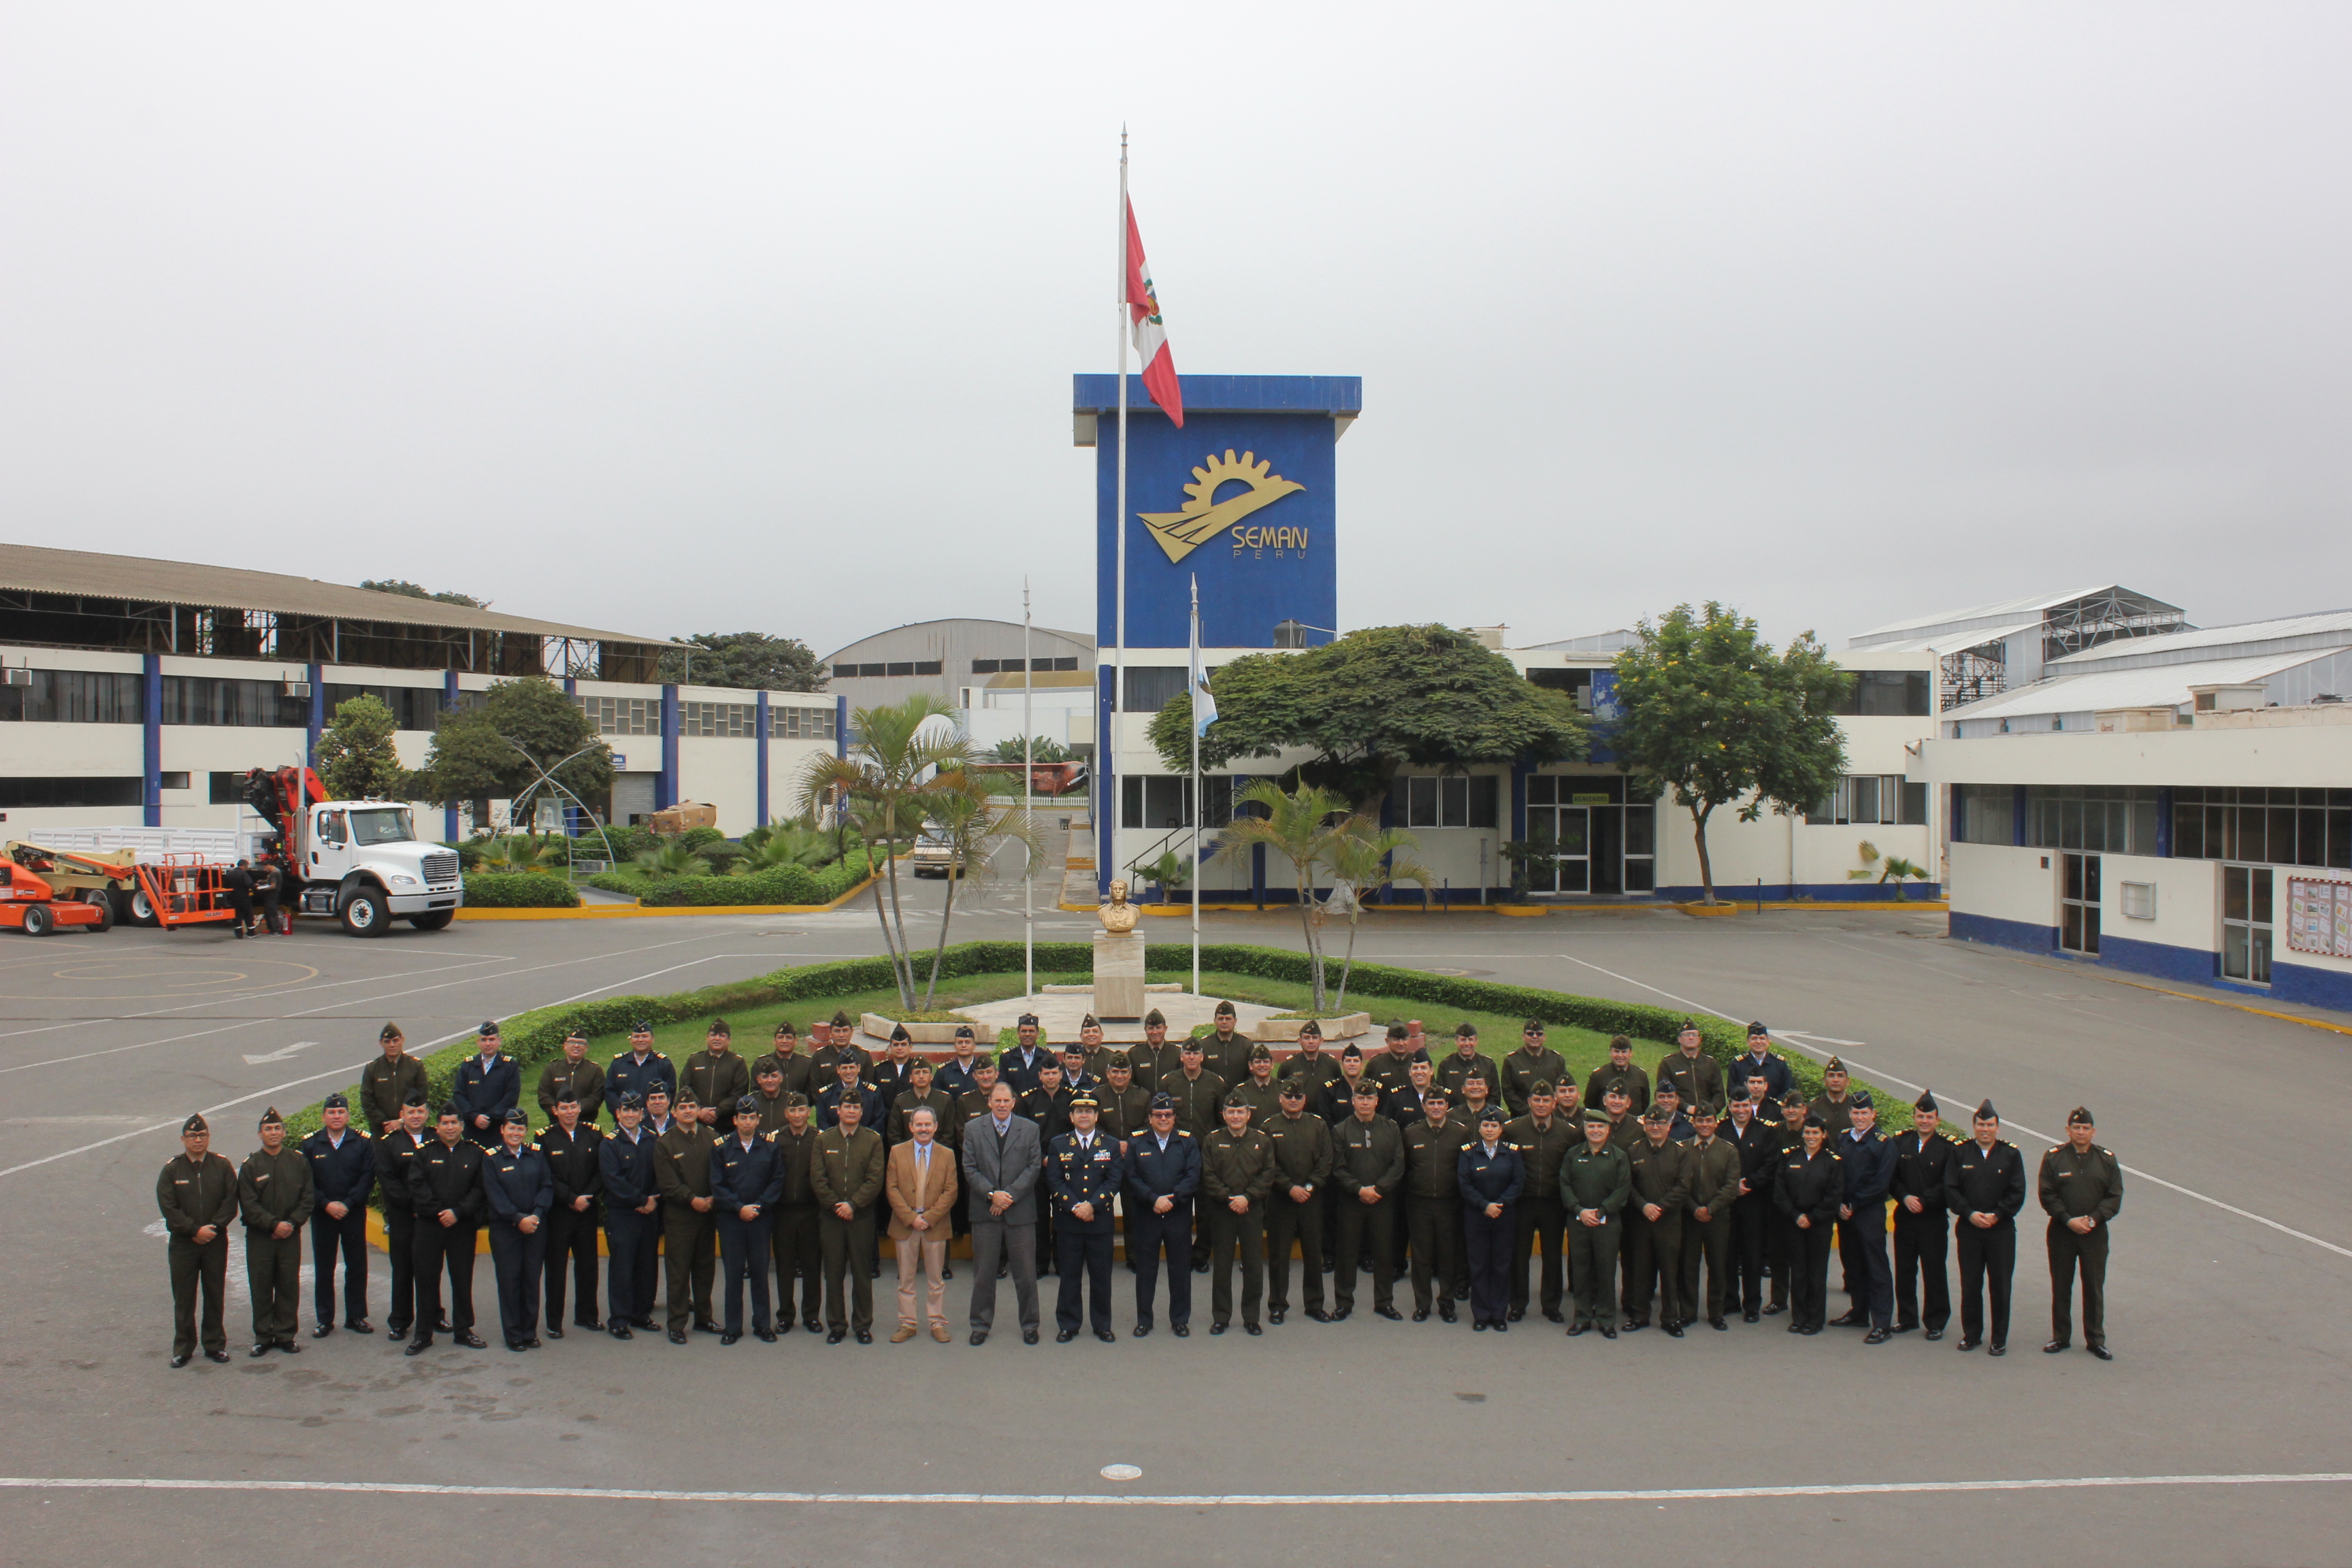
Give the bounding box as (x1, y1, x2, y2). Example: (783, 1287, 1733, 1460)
(346, 1320, 372, 1335)
(1095, 1328, 1115, 1343)
(1056, 1328, 1079, 1343)
(544, 1324, 564, 1340)
(1599, 1324, 1616, 1339)
(250, 1343, 272, 1358)
(1210, 1322, 1228, 1335)
(169, 1353, 192, 1369)
(2088, 1345, 2113, 1361)
(1567, 1322, 1587, 1337)
(631, 1318, 656, 1330)
(1864, 1328, 1890, 1345)
(1761, 1303, 1786, 1316)
(525, 1337, 541, 1348)
(826, 1328, 846, 1344)
(404, 1341, 430, 1356)
(2043, 1339, 2069, 1354)
(1171, 1324, 1189, 1337)
(1743, 1310, 1760, 1323)
(1330, 1308, 1352, 1322)
(386, 1324, 410, 1341)
(1021, 1328, 1039, 1345)
(1133, 1322, 1153, 1337)
(721, 1333, 740, 1346)
(1623, 1318, 1647, 1333)
(1956, 1337, 1977, 1351)
(855, 1329, 872, 1344)
(998, 1263, 1009, 1280)
(1925, 1328, 1944, 1341)
(434, 1318, 454, 1333)
(1374, 1307, 1401, 1322)
(969, 1330, 988, 1346)
(672, 1329, 692, 1345)
(1544, 1310, 1564, 1324)
(311, 1323, 334, 1339)
(610, 1325, 633, 1340)
(1801, 1324, 1823, 1335)
(1663, 1322, 1684, 1338)
(1788, 1321, 1805, 1333)
(1244, 1323, 1262, 1336)
(1306, 1309, 1330, 1323)
(507, 1340, 528, 1352)
(803, 1317, 822, 1333)
(1268, 1309, 1286, 1326)
(1493, 1320, 1509, 1333)
(755, 1328, 777, 1342)
(1192, 1260, 1209, 1274)
(1827, 1311, 1865, 1327)
(695, 1320, 721, 1335)
(578, 1318, 604, 1331)
(1890, 1322, 1917, 1335)
(1987, 1342, 2006, 1357)
(1439, 1305, 1456, 1324)
(1507, 1307, 1524, 1322)
(941, 1265, 953, 1280)
(1710, 1318, 1728, 1330)
(456, 1332, 487, 1349)
(1411, 1309, 1429, 1322)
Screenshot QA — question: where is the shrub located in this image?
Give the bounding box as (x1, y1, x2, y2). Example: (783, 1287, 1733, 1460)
(462, 872, 581, 909)
(679, 826, 726, 850)
(576, 823, 654, 860)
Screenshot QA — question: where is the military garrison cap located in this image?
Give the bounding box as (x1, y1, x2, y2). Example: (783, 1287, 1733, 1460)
(1339, 1043, 1363, 1060)
(1180, 1036, 1204, 1053)
(182, 1113, 208, 1134)
(909, 1056, 933, 1074)
(1747, 1021, 1769, 1036)
(1654, 1082, 1680, 1101)
(831, 1010, 854, 1028)
(1522, 1019, 1544, 1034)
(971, 1053, 995, 1068)
(1974, 1098, 1999, 1121)
(2068, 1105, 2093, 1126)
(322, 1092, 348, 1111)
(709, 1019, 732, 1037)
(1849, 1090, 1874, 1110)
(953, 1024, 975, 1039)
(631, 1019, 653, 1033)
(755, 1060, 783, 1079)
(258, 1106, 283, 1128)
(1017, 1013, 1040, 1028)
(1608, 1035, 1632, 1054)
(1277, 1077, 1307, 1098)
(501, 1108, 527, 1126)
(1298, 1019, 1322, 1038)
(1223, 1091, 1251, 1109)
(1477, 1106, 1504, 1125)
(1080, 1013, 1100, 1030)
(617, 1092, 644, 1111)
(1149, 1092, 1177, 1111)
(735, 1096, 760, 1117)
(378, 1022, 402, 1041)
(402, 1089, 429, 1108)
(1582, 1107, 1611, 1124)
(889, 1023, 911, 1043)
(1143, 1008, 1166, 1027)
(478, 1020, 500, 1036)
(1640, 1105, 1671, 1124)
(1352, 1079, 1382, 1098)
(1825, 1056, 1848, 1074)
(1802, 1111, 1826, 1130)
(1386, 1022, 1409, 1041)
(564, 1024, 586, 1040)
(1407, 1048, 1431, 1065)
(1214, 1000, 1237, 1017)
(783, 1093, 809, 1109)
(1915, 1088, 1938, 1114)
(1529, 1079, 1556, 1097)
(1247, 1043, 1273, 1062)
(1677, 1018, 1698, 1033)
(1061, 1041, 1085, 1057)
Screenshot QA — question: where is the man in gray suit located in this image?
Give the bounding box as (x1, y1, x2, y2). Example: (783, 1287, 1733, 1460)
(962, 1082, 1042, 1345)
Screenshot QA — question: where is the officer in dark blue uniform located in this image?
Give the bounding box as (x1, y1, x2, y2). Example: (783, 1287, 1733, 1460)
(537, 1088, 604, 1335)
(301, 1091, 374, 1337)
(998, 1014, 1051, 1096)
(1457, 1106, 1524, 1330)
(604, 1020, 676, 1119)
(817, 1054, 887, 1130)
(1831, 1090, 1898, 1341)
(1047, 1091, 1124, 1342)
(483, 1109, 553, 1350)
(598, 1092, 664, 1338)
(450, 1022, 521, 1149)
(1121, 1092, 1198, 1337)
(1730, 1023, 1795, 1104)
(710, 1094, 787, 1343)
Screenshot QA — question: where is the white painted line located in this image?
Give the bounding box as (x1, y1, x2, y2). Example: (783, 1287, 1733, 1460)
(2, 1473, 2348, 1507)
(240, 1041, 316, 1066)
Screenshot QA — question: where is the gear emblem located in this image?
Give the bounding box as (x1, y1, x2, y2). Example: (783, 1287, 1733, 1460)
(1138, 450, 1306, 564)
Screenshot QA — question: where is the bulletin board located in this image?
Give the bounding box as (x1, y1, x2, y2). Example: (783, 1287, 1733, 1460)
(2286, 877, 2352, 958)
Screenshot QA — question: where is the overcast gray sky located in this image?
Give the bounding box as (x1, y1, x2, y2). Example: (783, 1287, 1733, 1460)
(4, 4, 2347, 659)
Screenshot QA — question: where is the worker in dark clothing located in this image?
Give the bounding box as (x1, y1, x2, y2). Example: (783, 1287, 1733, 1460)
(406, 1106, 487, 1354)
(1560, 1109, 1630, 1337)
(2040, 1106, 2123, 1360)
(157, 1112, 240, 1365)
(224, 859, 255, 937)
(483, 1109, 553, 1350)
(599, 1092, 664, 1338)
(1623, 1105, 1689, 1333)
(1328, 1079, 1405, 1320)
(655, 1093, 721, 1342)
(1889, 1088, 1956, 1339)
(360, 1022, 429, 1136)
(1831, 1091, 1898, 1341)
(1774, 1113, 1843, 1335)
(255, 857, 287, 935)
(1456, 1106, 1524, 1330)
(1503, 1080, 1577, 1324)
(1722, 1093, 1780, 1322)
(710, 1094, 787, 1343)
(238, 1107, 312, 1356)
(1262, 1077, 1333, 1324)
(537, 1089, 604, 1335)
(535, 1028, 606, 1122)
(1944, 1098, 2028, 1355)
(1123, 1092, 1200, 1337)
(450, 1022, 521, 1149)
(1402, 1085, 1470, 1322)
(301, 1092, 374, 1337)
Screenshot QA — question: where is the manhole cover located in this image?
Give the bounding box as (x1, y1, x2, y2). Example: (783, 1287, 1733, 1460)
(1100, 1463, 1143, 1481)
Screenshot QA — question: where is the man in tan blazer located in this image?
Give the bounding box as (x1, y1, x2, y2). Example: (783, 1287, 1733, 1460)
(886, 1106, 960, 1342)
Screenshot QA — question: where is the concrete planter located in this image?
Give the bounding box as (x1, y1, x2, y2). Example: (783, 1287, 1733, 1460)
(1252, 1012, 1371, 1043)
(860, 1013, 976, 1045)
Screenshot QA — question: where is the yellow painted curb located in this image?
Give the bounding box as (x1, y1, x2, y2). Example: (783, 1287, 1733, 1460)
(1497, 905, 1548, 917)
(1679, 902, 1740, 917)
(455, 872, 879, 921)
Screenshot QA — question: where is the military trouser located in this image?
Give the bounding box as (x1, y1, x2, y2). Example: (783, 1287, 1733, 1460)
(1678, 1207, 1733, 1324)
(411, 1220, 478, 1341)
(1405, 1195, 1458, 1315)
(543, 1202, 601, 1326)
(1566, 1214, 1618, 1328)
(1729, 1194, 1771, 1316)
(1264, 1191, 1325, 1316)
(2046, 1219, 2108, 1349)
(1893, 1208, 1950, 1332)
(1791, 1219, 1835, 1331)
(487, 1220, 545, 1346)
(1331, 1194, 1396, 1314)
(1054, 1225, 1115, 1335)
(660, 1205, 717, 1332)
(1767, 1206, 1797, 1310)
(1208, 1201, 1266, 1328)
(310, 1204, 369, 1328)
(717, 1211, 774, 1337)
(245, 1226, 304, 1345)
(1511, 1196, 1566, 1317)
(604, 1206, 660, 1328)
(771, 1203, 821, 1325)
(1840, 1200, 1893, 1328)
(1624, 1208, 1682, 1326)
(1463, 1203, 1514, 1328)
(1955, 1220, 2015, 1346)
(1127, 1205, 1192, 1327)
(819, 1205, 877, 1334)
(168, 1233, 229, 1358)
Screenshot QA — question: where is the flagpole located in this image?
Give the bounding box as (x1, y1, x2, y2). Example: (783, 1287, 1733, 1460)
(1111, 129, 1129, 909)
(1023, 576, 1034, 1002)
(1190, 572, 1201, 996)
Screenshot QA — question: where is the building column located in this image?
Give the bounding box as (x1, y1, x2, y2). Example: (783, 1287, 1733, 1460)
(443, 672, 461, 843)
(306, 662, 325, 770)
(755, 690, 771, 827)
(657, 685, 679, 812)
(834, 695, 848, 759)
(142, 653, 163, 828)
(2154, 787, 2173, 858)
(2011, 784, 2027, 848)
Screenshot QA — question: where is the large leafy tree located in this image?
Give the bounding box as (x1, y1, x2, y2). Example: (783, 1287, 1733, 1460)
(658, 632, 827, 691)
(1610, 602, 1850, 904)
(416, 676, 612, 826)
(315, 693, 408, 801)
(1148, 624, 1588, 809)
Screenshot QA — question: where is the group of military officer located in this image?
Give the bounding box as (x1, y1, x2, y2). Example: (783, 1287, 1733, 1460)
(156, 1007, 2123, 1365)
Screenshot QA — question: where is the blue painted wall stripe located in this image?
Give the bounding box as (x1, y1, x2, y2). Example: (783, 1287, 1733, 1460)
(142, 653, 162, 828)
(754, 690, 770, 828)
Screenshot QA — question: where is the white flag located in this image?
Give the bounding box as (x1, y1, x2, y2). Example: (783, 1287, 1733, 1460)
(1190, 589, 1217, 738)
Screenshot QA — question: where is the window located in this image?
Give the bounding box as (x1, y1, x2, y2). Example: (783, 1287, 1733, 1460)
(2221, 864, 2274, 983)
(682, 701, 756, 738)
(971, 659, 1000, 674)
(771, 705, 836, 740)
(1053, 656, 1080, 672)
(323, 684, 442, 731)
(2174, 787, 2352, 870)
(1808, 774, 1911, 826)
(1526, 668, 1598, 710)
(1120, 775, 1233, 830)
(317, 810, 348, 845)
(348, 808, 416, 845)
(2119, 881, 2157, 920)
(859, 663, 886, 677)
(576, 695, 661, 736)
(210, 771, 249, 804)
(2025, 786, 2161, 855)
(159, 676, 306, 728)
(833, 664, 858, 679)
(913, 660, 942, 676)
(1954, 783, 2016, 845)
(1391, 773, 1500, 828)
(0, 671, 143, 723)
(1833, 670, 1933, 717)
(0, 776, 144, 808)
(1122, 666, 1189, 713)
(159, 772, 191, 791)
(886, 662, 915, 677)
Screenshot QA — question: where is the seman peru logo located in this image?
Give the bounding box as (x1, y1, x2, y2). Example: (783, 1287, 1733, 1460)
(1139, 449, 1305, 564)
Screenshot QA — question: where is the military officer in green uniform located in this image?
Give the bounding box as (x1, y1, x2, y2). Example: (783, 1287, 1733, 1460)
(360, 1022, 429, 1136)
(1328, 1078, 1405, 1320)
(1623, 1104, 1690, 1333)
(1584, 1035, 1650, 1118)
(534, 1026, 605, 1122)
(1433, 1023, 1498, 1105)
(683, 1020, 750, 1128)
(1262, 1076, 1333, 1324)
(1161, 1038, 1227, 1139)
(754, 1022, 815, 1100)
(654, 1092, 720, 1342)
(158, 1113, 240, 1365)
(2040, 1106, 2122, 1360)
(1277, 1019, 1341, 1105)
(1503, 1080, 1575, 1323)
(1232, 1043, 1284, 1127)
(1200, 1090, 1275, 1334)
(1559, 1108, 1630, 1337)
(1401, 1085, 1471, 1322)
(237, 1106, 314, 1356)
(1201, 1002, 1255, 1088)
(1096, 1055, 1152, 1142)
(1499, 1021, 1567, 1119)
(1134, 1008, 1182, 1092)
(1654, 1020, 1725, 1113)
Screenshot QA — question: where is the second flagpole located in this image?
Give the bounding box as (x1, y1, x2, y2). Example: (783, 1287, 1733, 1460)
(1109, 130, 1129, 907)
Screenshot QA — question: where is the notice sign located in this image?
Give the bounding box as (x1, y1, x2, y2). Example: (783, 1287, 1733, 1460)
(2286, 877, 2352, 958)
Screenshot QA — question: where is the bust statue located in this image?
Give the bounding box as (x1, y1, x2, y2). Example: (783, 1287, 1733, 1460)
(1098, 878, 1139, 934)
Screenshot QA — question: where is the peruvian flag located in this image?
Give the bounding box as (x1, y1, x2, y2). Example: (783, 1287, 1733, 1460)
(1124, 199, 1184, 427)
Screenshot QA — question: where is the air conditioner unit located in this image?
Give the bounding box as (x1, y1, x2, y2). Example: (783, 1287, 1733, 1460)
(1, 668, 30, 687)
(282, 679, 311, 698)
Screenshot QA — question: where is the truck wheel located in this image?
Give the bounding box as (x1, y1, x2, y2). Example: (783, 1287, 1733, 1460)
(407, 911, 454, 932)
(340, 887, 389, 936)
(124, 887, 159, 928)
(86, 896, 115, 934)
(21, 904, 54, 937)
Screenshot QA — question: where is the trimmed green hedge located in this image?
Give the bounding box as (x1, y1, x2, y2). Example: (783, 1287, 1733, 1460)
(587, 853, 872, 907)
(461, 872, 581, 909)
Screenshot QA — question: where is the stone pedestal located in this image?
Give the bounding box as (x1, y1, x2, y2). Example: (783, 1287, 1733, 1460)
(1092, 930, 1146, 1019)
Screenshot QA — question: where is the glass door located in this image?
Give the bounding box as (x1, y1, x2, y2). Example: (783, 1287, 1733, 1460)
(2059, 851, 2101, 955)
(2221, 865, 2273, 983)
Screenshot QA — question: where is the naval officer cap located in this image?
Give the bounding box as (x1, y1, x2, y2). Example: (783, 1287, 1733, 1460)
(1746, 1021, 1769, 1036)
(402, 1088, 429, 1108)
(1477, 1106, 1505, 1126)
(322, 1092, 348, 1111)
(478, 1020, 500, 1037)
(501, 1108, 528, 1126)
(735, 1095, 760, 1117)
(953, 1024, 975, 1039)
(1016, 1012, 1040, 1028)
(1149, 1092, 1177, 1111)
(1848, 1090, 1873, 1110)
(617, 1091, 644, 1111)
(1915, 1088, 1938, 1114)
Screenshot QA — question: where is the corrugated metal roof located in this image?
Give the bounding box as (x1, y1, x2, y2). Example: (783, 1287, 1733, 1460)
(1847, 585, 2111, 644)
(1846, 618, 2045, 655)
(0, 542, 673, 646)
(1942, 652, 2322, 723)
(2047, 608, 2352, 667)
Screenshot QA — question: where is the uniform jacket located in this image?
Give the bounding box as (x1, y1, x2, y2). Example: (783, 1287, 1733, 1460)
(1722, 1113, 1782, 1203)
(996, 1045, 1053, 1097)
(1625, 1136, 1689, 1220)
(1774, 1146, 1843, 1227)
(710, 1132, 787, 1217)
(1838, 1127, 1897, 1207)
(885, 1137, 960, 1239)
(1160, 1070, 1227, 1137)
(1434, 1049, 1501, 1103)
(750, 1087, 795, 1138)
(2037, 1143, 2123, 1226)
(359, 1053, 429, 1132)
(683, 1049, 750, 1115)
(811, 1125, 887, 1215)
(1200, 1126, 1275, 1211)
(598, 1126, 663, 1213)
(1045, 1129, 1124, 1233)
(1134, 1041, 1185, 1094)
(1329, 1113, 1405, 1198)
(1808, 1092, 1856, 1141)
(157, 1152, 239, 1238)
(1231, 1075, 1283, 1129)
(407, 1137, 485, 1224)
(535, 1056, 606, 1120)
(867, 1054, 919, 1109)
(538, 1120, 605, 1217)
(373, 1128, 431, 1214)
(752, 1050, 815, 1101)
(770, 1124, 819, 1207)
(1015, 1083, 1074, 1143)
(1402, 1117, 1471, 1200)
(1585, 1062, 1651, 1117)
(1263, 1109, 1333, 1197)
(1682, 1134, 1744, 1219)
(1727, 1049, 1795, 1103)
(1094, 1083, 1154, 1141)
(1456, 1139, 1525, 1211)
(1320, 1073, 1381, 1127)
(238, 1145, 314, 1232)
(1558, 1141, 1631, 1217)
(1366, 1047, 1420, 1098)
(1123, 1128, 1202, 1213)
(961, 1113, 1045, 1224)
(1279, 1049, 1343, 1106)
(1944, 1139, 2028, 1226)
(655, 1123, 719, 1208)
(301, 1126, 374, 1209)
(932, 1054, 983, 1102)
(450, 1052, 521, 1145)
(604, 1050, 677, 1116)
(1200, 1032, 1255, 1088)
(1889, 1130, 1956, 1218)
(1499, 1046, 1569, 1118)
(817, 1079, 886, 1132)
(1654, 1049, 1725, 1113)
(483, 1143, 554, 1228)
(888, 1088, 960, 1149)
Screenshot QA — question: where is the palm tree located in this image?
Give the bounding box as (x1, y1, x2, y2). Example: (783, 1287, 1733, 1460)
(1208, 779, 1352, 1009)
(1322, 817, 1434, 1009)
(632, 840, 711, 879)
(797, 694, 968, 1009)
(915, 769, 1039, 1009)
(738, 817, 833, 872)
